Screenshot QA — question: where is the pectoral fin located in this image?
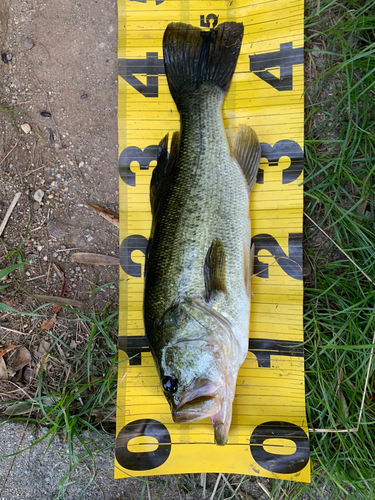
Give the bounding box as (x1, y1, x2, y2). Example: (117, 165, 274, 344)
(204, 239, 226, 302)
(232, 124, 261, 193)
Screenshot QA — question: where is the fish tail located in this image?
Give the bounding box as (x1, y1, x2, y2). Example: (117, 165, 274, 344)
(163, 22, 244, 110)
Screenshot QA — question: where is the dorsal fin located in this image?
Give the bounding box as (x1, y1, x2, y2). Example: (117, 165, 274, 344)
(150, 134, 169, 213)
(232, 124, 261, 192)
(204, 239, 226, 302)
(150, 132, 180, 214)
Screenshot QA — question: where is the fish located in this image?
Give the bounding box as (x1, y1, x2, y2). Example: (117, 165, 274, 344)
(143, 21, 261, 446)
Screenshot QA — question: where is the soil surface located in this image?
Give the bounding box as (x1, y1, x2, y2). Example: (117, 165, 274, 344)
(0, 0, 119, 314)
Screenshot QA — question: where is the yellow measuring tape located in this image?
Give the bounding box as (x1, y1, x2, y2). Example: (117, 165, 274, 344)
(116, 0, 309, 482)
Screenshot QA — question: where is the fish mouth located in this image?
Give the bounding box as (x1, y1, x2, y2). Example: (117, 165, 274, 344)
(170, 379, 222, 423)
(172, 396, 221, 422)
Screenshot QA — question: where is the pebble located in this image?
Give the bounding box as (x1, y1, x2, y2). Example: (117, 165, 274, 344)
(20, 123, 31, 134)
(33, 201, 40, 211)
(22, 37, 34, 50)
(43, 256, 48, 261)
(48, 219, 65, 239)
(33, 189, 44, 202)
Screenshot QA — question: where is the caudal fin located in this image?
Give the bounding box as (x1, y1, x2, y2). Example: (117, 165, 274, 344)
(163, 22, 244, 110)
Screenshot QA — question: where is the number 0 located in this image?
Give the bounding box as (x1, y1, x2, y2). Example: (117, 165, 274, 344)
(250, 421, 309, 474)
(116, 419, 171, 471)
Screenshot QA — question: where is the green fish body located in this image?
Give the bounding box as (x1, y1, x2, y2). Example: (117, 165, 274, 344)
(143, 22, 261, 445)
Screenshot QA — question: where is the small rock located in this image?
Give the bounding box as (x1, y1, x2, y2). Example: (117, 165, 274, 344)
(48, 219, 65, 239)
(22, 37, 34, 50)
(33, 189, 44, 202)
(78, 161, 84, 168)
(37, 246, 43, 251)
(33, 201, 41, 211)
(21, 123, 31, 134)
(43, 255, 48, 261)
(48, 194, 54, 199)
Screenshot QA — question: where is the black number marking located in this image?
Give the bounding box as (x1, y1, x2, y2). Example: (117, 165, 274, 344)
(249, 42, 304, 91)
(118, 336, 303, 367)
(119, 145, 159, 186)
(250, 421, 309, 474)
(118, 53, 165, 97)
(200, 13, 218, 28)
(119, 235, 148, 277)
(253, 233, 302, 281)
(257, 140, 303, 185)
(248, 339, 303, 368)
(116, 419, 171, 471)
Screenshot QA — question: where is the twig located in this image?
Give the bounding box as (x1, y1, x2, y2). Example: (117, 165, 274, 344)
(304, 212, 374, 285)
(55, 247, 80, 252)
(210, 474, 222, 500)
(25, 164, 46, 176)
(309, 330, 375, 434)
(173, 476, 182, 500)
(0, 141, 19, 166)
(25, 274, 46, 282)
(0, 325, 30, 336)
(201, 473, 206, 499)
(353, 330, 375, 432)
(256, 481, 270, 498)
(0, 192, 22, 237)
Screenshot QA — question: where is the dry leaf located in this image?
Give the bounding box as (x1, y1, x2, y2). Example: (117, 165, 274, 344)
(40, 313, 57, 332)
(0, 356, 8, 380)
(23, 367, 35, 384)
(85, 202, 119, 228)
(33, 295, 86, 307)
(4, 401, 33, 416)
(38, 340, 51, 357)
(0, 345, 18, 358)
(7, 346, 31, 373)
(71, 252, 119, 266)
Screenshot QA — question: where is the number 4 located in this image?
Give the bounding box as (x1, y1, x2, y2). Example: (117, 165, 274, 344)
(249, 42, 304, 91)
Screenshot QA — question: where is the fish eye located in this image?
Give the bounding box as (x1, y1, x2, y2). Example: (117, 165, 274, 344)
(162, 376, 179, 394)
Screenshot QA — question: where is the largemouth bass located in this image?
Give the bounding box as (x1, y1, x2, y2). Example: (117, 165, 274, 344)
(143, 21, 261, 445)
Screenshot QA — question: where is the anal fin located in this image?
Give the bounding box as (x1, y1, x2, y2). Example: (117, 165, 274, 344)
(232, 124, 261, 192)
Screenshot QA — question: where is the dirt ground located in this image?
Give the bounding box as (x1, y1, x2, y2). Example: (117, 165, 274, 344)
(0, 0, 119, 311)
